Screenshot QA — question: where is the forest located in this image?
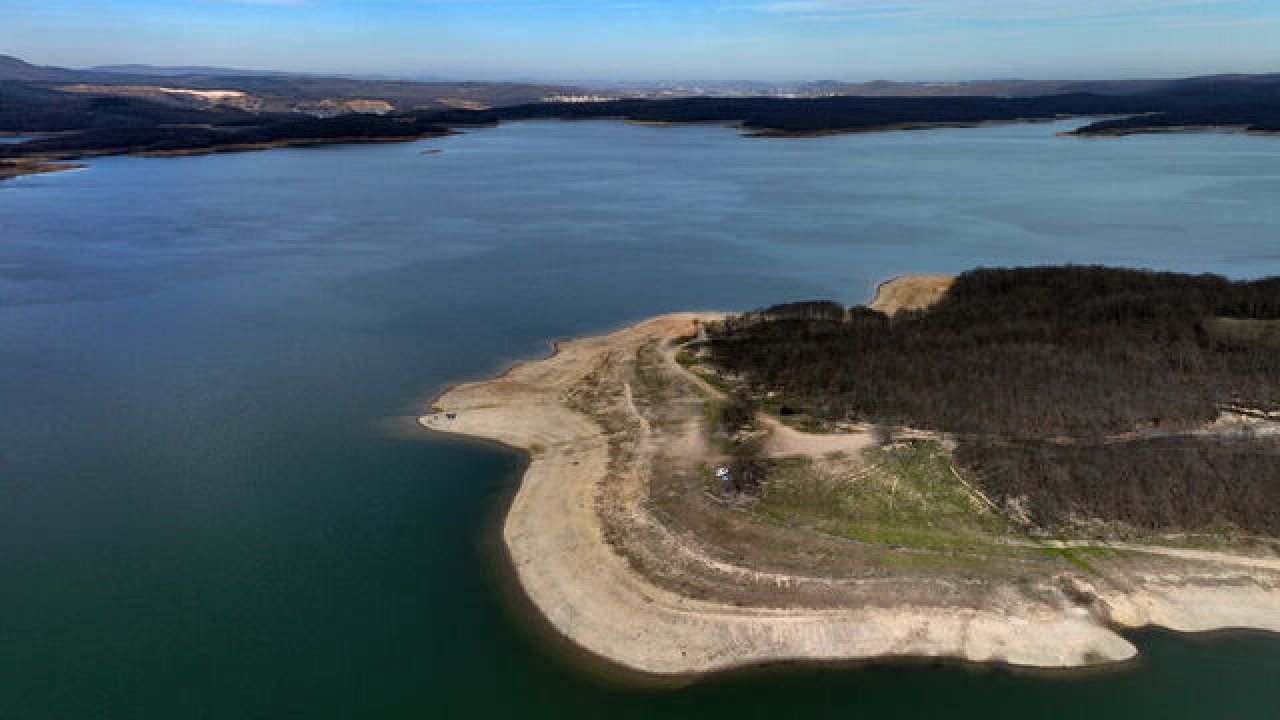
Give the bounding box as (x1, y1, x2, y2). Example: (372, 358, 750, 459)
(0, 109, 452, 159)
(1067, 79, 1280, 135)
(428, 77, 1280, 135)
(957, 437, 1280, 537)
(0, 82, 259, 132)
(420, 93, 1157, 135)
(703, 266, 1280, 535)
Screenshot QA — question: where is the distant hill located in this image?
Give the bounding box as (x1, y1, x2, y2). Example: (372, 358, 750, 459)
(13, 54, 1280, 105)
(0, 55, 84, 83)
(595, 74, 1280, 100)
(88, 63, 454, 83)
(802, 74, 1280, 98)
(0, 55, 578, 114)
(7, 52, 1280, 177)
(796, 78, 1175, 98)
(0, 81, 259, 132)
(87, 63, 296, 78)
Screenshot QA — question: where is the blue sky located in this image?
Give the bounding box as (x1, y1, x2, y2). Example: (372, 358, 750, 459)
(3, 0, 1279, 81)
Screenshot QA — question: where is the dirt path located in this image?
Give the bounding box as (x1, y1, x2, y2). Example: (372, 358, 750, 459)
(662, 339, 880, 460)
(1028, 539, 1280, 572)
(756, 414, 877, 458)
(418, 316, 1176, 675)
(421, 313, 1280, 677)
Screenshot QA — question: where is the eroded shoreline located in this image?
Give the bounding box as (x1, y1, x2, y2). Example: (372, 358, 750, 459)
(420, 306, 1280, 678)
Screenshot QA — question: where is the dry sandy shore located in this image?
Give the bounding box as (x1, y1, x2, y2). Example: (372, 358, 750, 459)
(868, 273, 955, 315)
(420, 300, 1280, 677)
(0, 159, 85, 180)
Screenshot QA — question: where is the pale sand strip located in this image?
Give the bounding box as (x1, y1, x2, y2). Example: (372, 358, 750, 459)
(868, 273, 955, 315)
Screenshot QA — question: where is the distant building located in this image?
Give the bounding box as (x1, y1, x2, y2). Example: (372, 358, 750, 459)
(541, 94, 617, 103)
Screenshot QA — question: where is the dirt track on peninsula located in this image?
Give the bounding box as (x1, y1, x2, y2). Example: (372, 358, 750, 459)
(419, 305, 1280, 677)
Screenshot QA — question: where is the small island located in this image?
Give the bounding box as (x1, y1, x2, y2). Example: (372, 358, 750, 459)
(422, 267, 1280, 677)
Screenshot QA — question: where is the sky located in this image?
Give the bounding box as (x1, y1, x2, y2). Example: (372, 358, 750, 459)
(2, 0, 1280, 82)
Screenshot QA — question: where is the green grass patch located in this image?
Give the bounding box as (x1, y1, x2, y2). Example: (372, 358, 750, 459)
(697, 392, 721, 430)
(1035, 546, 1110, 574)
(694, 369, 734, 395)
(752, 440, 1022, 553)
(696, 462, 717, 492)
(688, 382, 733, 451)
(1210, 317, 1280, 347)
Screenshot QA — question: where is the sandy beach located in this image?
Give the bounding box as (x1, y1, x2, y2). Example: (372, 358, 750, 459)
(0, 159, 85, 180)
(420, 295, 1280, 678)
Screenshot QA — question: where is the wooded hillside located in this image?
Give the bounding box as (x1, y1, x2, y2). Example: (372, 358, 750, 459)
(704, 266, 1280, 535)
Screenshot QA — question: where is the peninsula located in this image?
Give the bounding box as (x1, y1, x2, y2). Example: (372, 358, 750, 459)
(422, 267, 1280, 677)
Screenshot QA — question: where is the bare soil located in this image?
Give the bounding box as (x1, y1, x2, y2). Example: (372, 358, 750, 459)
(867, 273, 954, 315)
(422, 310, 1280, 677)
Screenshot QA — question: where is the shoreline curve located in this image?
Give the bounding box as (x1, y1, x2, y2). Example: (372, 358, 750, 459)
(418, 306, 1280, 679)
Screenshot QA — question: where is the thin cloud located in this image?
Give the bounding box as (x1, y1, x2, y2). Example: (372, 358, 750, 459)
(209, 0, 311, 6)
(757, 0, 1246, 21)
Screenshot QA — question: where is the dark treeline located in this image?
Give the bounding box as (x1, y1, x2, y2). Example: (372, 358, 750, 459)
(0, 82, 259, 132)
(706, 266, 1280, 438)
(1069, 81, 1280, 135)
(0, 111, 451, 159)
(715, 393, 767, 496)
(957, 438, 1280, 536)
(421, 93, 1157, 135)
(704, 267, 1280, 534)
(428, 78, 1280, 136)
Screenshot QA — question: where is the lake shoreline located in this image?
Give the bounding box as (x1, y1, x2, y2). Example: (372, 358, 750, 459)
(0, 159, 86, 180)
(10, 114, 1278, 182)
(0, 130, 456, 181)
(417, 296, 1280, 679)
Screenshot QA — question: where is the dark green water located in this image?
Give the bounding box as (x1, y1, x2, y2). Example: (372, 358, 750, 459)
(2, 119, 1278, 718)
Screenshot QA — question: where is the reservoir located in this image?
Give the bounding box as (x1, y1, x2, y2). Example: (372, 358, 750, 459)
(2, 119, 1278, 718)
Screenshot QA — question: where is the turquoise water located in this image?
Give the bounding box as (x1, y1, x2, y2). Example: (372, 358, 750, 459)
(2, 119, 1278, 718)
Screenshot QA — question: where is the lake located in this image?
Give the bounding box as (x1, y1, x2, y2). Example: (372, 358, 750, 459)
(2, 119, 1279, 719)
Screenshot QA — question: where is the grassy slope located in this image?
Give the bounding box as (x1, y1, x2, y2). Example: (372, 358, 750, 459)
(754, 441, 1018, 552)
